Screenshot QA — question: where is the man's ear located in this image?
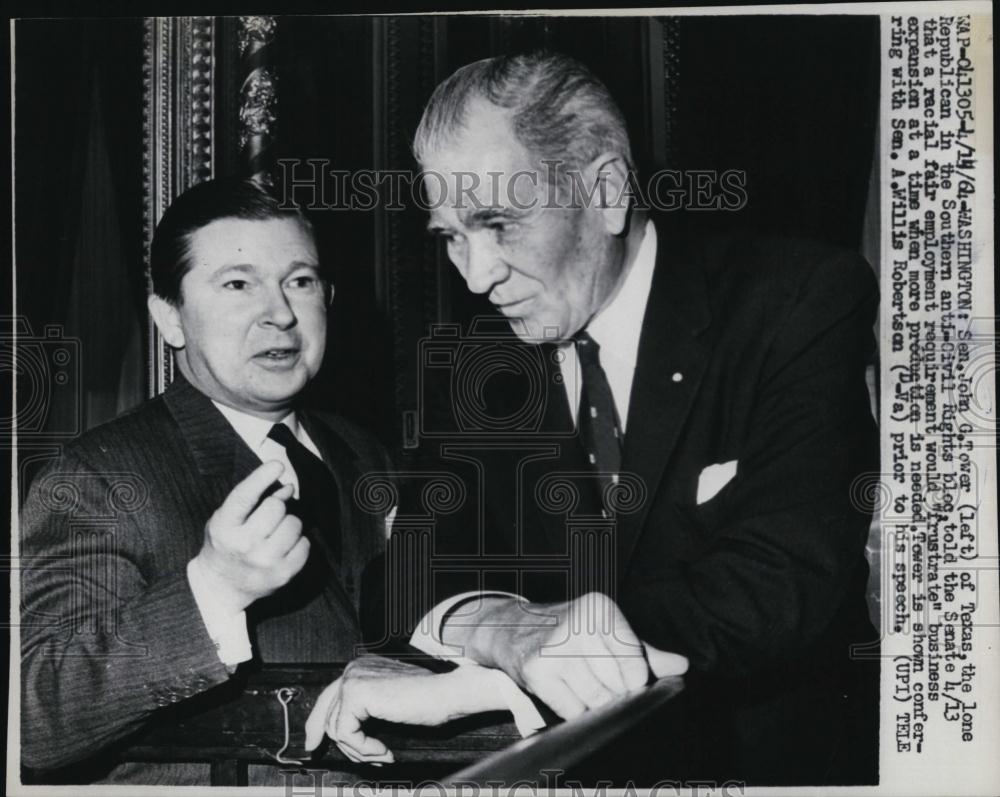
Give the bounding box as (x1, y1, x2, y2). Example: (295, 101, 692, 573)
(147, 294, 185, 349)
(587, 152, 631, 236)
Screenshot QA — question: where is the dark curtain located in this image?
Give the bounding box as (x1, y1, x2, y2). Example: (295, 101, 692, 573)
(675, 15, 880, 249)
(11, 15, 881, 460)
(273, 17, 392, 439)
(14, 18, 145, 489)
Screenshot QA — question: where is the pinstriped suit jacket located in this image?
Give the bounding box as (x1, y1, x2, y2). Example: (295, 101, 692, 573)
(20, 373, 390, 782)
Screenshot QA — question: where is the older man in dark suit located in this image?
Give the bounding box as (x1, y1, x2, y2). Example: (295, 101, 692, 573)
(309, 52, 880, 786)
(19, 178, 392, 784)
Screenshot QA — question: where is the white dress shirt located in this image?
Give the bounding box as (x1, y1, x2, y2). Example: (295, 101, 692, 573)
(557, 217, 658, 430)
(187, 403, 321, 669)
(212, 402, 323, 498)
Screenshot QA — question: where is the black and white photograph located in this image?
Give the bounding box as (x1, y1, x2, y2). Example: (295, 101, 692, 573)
(6, 4, 996, 795)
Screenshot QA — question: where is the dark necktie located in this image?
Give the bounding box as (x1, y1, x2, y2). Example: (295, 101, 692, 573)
(575, 331, 623, 507)
(266, 422, 341, 563)
(246, 423, 347, 660)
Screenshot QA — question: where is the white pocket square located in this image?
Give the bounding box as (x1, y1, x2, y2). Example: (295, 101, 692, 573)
(697, 460, 738, 505)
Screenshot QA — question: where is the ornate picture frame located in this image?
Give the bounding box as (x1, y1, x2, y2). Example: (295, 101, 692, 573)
(142, 16, 217, 397)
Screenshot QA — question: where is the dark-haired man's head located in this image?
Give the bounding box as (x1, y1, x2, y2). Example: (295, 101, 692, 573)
(148, 178, 329, 421)
(414, 52, 639, 344)
(149, 177, 318, 305)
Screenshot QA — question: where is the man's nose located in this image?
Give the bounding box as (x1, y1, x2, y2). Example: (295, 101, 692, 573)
(460, 235, 509, 295)
(259, 284, 297, 328)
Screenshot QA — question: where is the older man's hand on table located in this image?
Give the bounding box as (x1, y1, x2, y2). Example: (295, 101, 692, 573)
(306, 593, 689, 765)
(443, 591, 689, 720)
(304, 656, 508, 764)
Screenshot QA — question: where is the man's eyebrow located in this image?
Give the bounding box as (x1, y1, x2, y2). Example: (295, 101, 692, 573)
(209, 261, 320, 279)
(210, 263, 255, 279)
(460, 207, 525, 227)
(426, 207, 525, 235)
(286, 260, 321, 271)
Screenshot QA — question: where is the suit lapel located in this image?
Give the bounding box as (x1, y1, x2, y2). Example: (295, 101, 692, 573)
(162, 372, 259, 495)
(617, 224, 712, 576)
(162, 374, 360, 635)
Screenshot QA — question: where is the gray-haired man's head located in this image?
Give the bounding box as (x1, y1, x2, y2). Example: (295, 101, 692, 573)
(415, 52, 638, 344)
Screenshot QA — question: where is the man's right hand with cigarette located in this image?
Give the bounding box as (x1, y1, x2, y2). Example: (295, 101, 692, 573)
(192, 460, 310, 612)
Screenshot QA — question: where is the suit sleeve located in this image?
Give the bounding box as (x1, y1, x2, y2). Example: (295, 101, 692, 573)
(19, 451, 231, 770)
(621, 252, 879, 675)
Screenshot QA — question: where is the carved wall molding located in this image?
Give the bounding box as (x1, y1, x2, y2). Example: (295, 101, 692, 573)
(373, 17, 447, 449)
(141, 16, 217, 397)
(644, 17, 680, 172)
(237, 15, 278, 181)
(660, 18, 680, 170)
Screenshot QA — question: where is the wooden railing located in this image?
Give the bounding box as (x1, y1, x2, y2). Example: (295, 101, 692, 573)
(118, 665, 518, 785)
(445, 676, 685, 786)
(112, 665, 685, 786)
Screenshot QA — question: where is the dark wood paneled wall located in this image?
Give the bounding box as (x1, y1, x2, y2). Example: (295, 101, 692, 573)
(13, 15, 879, 461)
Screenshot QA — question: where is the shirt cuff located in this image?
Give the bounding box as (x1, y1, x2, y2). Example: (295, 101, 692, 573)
(409, 591, 548, 737)
(186, 558, 253, 669)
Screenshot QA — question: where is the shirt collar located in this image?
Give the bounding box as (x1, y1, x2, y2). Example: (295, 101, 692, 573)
(213, 401, 298, 454)
(585, 218, 657, 368)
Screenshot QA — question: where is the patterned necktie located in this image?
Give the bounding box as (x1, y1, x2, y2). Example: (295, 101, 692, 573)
(575, 331, 623, 507)
(266, 423, 341, 563)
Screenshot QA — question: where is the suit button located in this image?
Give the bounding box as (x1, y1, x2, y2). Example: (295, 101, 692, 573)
(672, 372, 683, 382)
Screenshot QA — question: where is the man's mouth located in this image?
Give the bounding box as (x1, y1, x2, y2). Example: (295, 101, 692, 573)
(495, 296, 532, 314)
(254, 347, 300, 364)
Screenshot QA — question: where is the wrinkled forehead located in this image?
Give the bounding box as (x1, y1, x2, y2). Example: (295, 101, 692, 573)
(420, 101, 550, 209)
(421, 169, 549, 226)
(421, 158, 562, 234)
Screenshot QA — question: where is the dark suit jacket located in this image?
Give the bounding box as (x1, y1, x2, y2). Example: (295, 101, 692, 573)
(404, 222, 880, 785)
(20, 373, 390, 782)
